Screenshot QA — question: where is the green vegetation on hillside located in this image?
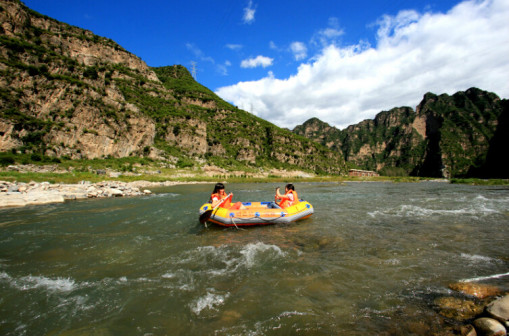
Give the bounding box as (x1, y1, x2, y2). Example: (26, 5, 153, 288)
(0, 1, 346, 175)
(294, 89, 508, 179)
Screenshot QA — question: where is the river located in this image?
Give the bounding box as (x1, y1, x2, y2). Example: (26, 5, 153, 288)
(1, 182, 508, 335)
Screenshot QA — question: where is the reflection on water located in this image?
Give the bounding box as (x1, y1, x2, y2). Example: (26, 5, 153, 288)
(1, 182, 508, 335)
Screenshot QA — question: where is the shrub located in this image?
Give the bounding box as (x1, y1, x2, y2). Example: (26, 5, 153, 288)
(0, 153, 15, 166)
(380, 167, 408, 177)
(83, 67, 98, 79)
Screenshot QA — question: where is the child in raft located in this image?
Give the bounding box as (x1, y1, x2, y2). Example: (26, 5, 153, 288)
(269, 183, 299, 209)
(209, 182, 243, 210)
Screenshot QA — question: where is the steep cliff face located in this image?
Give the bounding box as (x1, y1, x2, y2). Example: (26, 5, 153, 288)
(294, 88, 508, 178)
(414, 88, 506, 178)
(0, 0, 346, 174)
(294, 107, 426, 173)
(0, 0, 157, 159)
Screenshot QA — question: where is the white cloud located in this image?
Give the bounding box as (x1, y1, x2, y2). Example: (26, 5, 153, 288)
(217, 61, 231, 76)
(243, 0, 256, 24)
(311, 16, 344, 47)
(226, 44, 243, 51)
(186, 43, 214, 64)
(269, 41, 279, 50)
(216, 0, 509, 130)
(240, 55, 273, 68)
(290, 42, 307, 61)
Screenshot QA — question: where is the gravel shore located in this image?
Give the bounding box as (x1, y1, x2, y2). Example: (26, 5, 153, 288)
(0, 180, 204, 208)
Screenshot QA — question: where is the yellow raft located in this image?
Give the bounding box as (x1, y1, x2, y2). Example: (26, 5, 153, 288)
(198, 200, 314, 227)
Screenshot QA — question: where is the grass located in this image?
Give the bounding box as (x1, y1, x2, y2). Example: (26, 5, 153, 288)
(1, 156, 507, 185)
(450, 178, 509, 185)
(0, 168, 448, 185)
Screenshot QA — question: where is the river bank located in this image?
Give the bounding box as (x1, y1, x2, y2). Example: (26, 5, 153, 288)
(0, 180, 208, 208)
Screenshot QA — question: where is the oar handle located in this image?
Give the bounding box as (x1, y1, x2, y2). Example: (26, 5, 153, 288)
(213, 193, 231, 210)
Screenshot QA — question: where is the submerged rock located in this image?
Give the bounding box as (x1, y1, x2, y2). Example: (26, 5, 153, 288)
(449, 282, 501, 299)
(434, 297, 484, 321)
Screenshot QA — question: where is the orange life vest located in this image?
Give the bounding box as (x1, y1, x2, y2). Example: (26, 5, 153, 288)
(210, 192, 232, 208)
(279, 190, 298, 208)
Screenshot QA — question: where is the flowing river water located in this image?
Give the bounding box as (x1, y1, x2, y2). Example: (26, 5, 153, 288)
(1, 182, 508, 335)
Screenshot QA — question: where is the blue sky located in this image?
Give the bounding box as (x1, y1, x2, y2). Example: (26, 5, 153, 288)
(23, 0, 509, 129)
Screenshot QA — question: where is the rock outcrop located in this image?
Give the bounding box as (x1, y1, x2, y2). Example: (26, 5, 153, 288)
(435, 287, 509, 336)
(0, 0, 347, 175)
(294, 88, 508, 178)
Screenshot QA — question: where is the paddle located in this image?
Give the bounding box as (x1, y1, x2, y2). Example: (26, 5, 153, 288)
(199, 193, 231, 225)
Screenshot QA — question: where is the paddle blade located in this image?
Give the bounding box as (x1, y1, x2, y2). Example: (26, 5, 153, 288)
(199, 210, 213, 224)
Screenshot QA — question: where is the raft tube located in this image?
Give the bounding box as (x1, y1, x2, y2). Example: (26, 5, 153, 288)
(198, 200, 314, 227)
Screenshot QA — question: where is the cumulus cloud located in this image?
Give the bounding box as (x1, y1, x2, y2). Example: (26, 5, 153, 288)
(240, 55, 274, 68)
(243, 0, 256, 24)
(216, 0, 509, 130)
(290, 42, 308, 61)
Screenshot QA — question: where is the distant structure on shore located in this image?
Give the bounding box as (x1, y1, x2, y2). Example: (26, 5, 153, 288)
(348, 169, 380, 177)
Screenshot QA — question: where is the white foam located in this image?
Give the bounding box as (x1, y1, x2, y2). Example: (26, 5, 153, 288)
(0, 271, 11, 281)
(190, 290, 229, 315)
(146, 192, 179, 198)
(384, 258, 401, 265)
(460, 271, 509, 283)
(161, 273, 175, 279)
(240, 242, 286, 268)
(368, 201, 499, 218)
(16, 275, 75, 292)
(460, 253, 494, 263)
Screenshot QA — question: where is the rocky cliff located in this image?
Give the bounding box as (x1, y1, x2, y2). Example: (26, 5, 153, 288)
(0, 0, 346, 174)
(294, 88, 508, 178)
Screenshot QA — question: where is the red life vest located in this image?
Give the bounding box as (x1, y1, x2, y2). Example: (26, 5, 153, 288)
(279, 190, 298, 208)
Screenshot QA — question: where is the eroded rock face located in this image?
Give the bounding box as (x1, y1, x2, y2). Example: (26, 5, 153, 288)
(293, 89, 508, 178)
(0, 1, 159, 159)
(0, 1, 348, 174)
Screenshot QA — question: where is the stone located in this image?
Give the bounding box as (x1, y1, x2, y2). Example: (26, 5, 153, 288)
(107, 188, 123, 197)
(25, 192, 65, 205)
(449, 282, 501, 299)
(0, 194, 27, 207)
(472, 317, 506, 336)
(461, 324, 477, 336)
(486, 294, 509, 323)
(8, 185, 19, 192)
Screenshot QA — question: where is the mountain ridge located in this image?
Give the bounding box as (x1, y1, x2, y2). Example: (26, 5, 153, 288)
(0, 0, 346, 175)
(293, 88, 508, 178)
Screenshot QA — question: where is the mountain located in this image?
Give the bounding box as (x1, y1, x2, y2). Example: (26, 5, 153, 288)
(0, 0, 346, 174)
(293, 88, 508, 178)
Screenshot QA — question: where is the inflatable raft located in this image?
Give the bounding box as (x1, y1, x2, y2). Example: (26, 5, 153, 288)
(198, 200, 314, 227)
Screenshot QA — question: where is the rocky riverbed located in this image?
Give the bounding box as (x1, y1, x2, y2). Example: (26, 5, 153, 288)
(0, 180, 199, 208)
(435, 282, 509, 335)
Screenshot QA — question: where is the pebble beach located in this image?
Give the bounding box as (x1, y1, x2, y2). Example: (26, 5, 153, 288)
(0, 180, 198, 208)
